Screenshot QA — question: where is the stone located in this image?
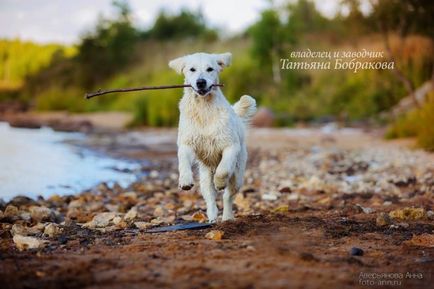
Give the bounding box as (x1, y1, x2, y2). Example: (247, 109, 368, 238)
(192, 211, 207, 223)
(134, 222, 154, 230)
(124, 207, 138, 222)
(13, 235, 46, 251)
(251, 107, 275, 127)
(350, 247, 364, 256)
(389, 208, 426, 220)
(83, 212, 117, 228)
(205, 230, 224, 241)
(30, 206, 53, 222)
(4, 205, 19, 219)
(44, 223, 62, 238)
(10, 223, 45, 236)
(262, 193, 278, 201)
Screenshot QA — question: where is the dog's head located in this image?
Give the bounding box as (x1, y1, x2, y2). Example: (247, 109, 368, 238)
(169, 52, 232, 96)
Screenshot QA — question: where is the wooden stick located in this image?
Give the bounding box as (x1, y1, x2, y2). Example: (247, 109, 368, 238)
(85, 84, 224, 99)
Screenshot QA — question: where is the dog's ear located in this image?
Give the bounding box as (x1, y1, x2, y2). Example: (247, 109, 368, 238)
(215, 53, 232, 70)
(169, 56, 186, 74)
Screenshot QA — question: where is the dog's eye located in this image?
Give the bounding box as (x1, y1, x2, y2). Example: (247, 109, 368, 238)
(206, 67, 214, 72)
(190, 68, 196, 72)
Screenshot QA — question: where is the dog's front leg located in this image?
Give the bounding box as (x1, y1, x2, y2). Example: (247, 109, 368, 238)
(199, 164, 218, 222)
(178, 144, 194, 190)
(214, 144, 240, 190)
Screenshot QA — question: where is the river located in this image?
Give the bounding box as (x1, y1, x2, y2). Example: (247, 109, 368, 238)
(0, 122, 140, 201)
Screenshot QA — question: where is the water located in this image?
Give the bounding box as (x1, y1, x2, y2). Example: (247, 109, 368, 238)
(0, 122, 140, 201)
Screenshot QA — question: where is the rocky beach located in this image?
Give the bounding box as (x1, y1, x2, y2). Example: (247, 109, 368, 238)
(0, 124, 433, 289)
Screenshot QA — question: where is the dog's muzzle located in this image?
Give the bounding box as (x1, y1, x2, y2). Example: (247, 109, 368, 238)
(195, 78, 211, 96)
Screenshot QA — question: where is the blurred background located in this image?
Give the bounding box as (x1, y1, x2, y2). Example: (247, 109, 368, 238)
(0, 0, 433, 149)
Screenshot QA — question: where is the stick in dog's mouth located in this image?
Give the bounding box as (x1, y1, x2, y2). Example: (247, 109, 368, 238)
(85, 84, 224, 99)
(192, 84, 222, 96)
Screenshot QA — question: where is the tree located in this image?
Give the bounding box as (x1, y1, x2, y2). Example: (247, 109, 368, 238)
(145, 10, 217, 41)
(250, 9, 291, 83)
(369, 0, 434, 107)
(77, 0, 139, 88)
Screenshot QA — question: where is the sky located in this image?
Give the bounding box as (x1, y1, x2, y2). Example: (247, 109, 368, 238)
(0, 0, 371, 44)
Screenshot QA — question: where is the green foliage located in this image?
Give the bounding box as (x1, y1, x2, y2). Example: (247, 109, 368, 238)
(76, 0, 139, 88)
(286, 0, 331, 36)
(0, 39, 70, 89)
(386, 92, 434, 151)
(249, 9, 291, 66)
(145, 10, 217, 41)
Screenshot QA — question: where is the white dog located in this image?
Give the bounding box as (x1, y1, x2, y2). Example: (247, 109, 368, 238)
(169, 52, 256, 222)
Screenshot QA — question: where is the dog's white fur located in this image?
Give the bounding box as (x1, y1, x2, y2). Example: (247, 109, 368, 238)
(169, 52, 256, 222)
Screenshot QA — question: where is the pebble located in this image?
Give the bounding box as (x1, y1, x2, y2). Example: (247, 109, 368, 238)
(205, 230, 224, 241)
(83, 212, 117, 228)
(30, 206, 53, 222)
(44, 223, 62, 238)
(4, 205, 19, 219)
(262, 193, 278, 201)
(13, 235, 46, 251)
(389, 208, 426, 220)
(124, 207, 138, 222)
(10, 223, 45, 236)
(134, 222, 153, 230)
(350, 247, 364, 256)
(192, 211, 207, 223)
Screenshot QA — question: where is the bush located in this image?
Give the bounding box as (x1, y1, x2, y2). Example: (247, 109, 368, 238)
(386, 91, 434, 151)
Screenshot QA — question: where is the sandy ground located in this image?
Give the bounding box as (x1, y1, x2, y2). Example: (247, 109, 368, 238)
(0, 127, 433, 289)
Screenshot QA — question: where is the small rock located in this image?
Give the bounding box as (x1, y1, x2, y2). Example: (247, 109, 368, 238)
(389, 207, 426, 220)
(83, 212, 117, 228)
(205, 230, 224, 241)
(30, 206, 53, 222)
(44, 223, 62, 238)
(134, 222, 153, 230)
(13, 235, 46, 251)
(112, 216, 123, 225)
(350, 247, 364, 256)
(262, 193, 278, 201)
(124, 207, 138, 222)
(150, 170, 159, 178)
(153, 206, 165, 217)
(192, 211, 207, 223)
(10, 223, 45, 236)
(4, 205, 19, 219)
(376, 213, 391, 226)
(356, 204, 375, 214)
(8, 195, 36, 207)
(279, 187, 292, 193)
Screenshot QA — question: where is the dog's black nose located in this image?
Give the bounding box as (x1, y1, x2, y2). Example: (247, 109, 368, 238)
(196, 79, 207, 89)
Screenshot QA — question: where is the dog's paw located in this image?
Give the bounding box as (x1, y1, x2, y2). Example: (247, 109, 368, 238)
(222, 214, 235, 222)
(207, 205, 218, 223)
(213, 173, 228, 191)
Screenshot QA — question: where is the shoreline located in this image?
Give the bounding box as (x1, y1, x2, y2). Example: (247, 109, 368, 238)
(1, 121, 433, 289)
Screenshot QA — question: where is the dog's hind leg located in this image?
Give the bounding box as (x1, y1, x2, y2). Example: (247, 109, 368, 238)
(222, 175, 239, 221)
(199, 164, 218, 222)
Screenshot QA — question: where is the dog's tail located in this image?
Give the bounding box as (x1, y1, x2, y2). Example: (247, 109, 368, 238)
(233, 95, 256, 125)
